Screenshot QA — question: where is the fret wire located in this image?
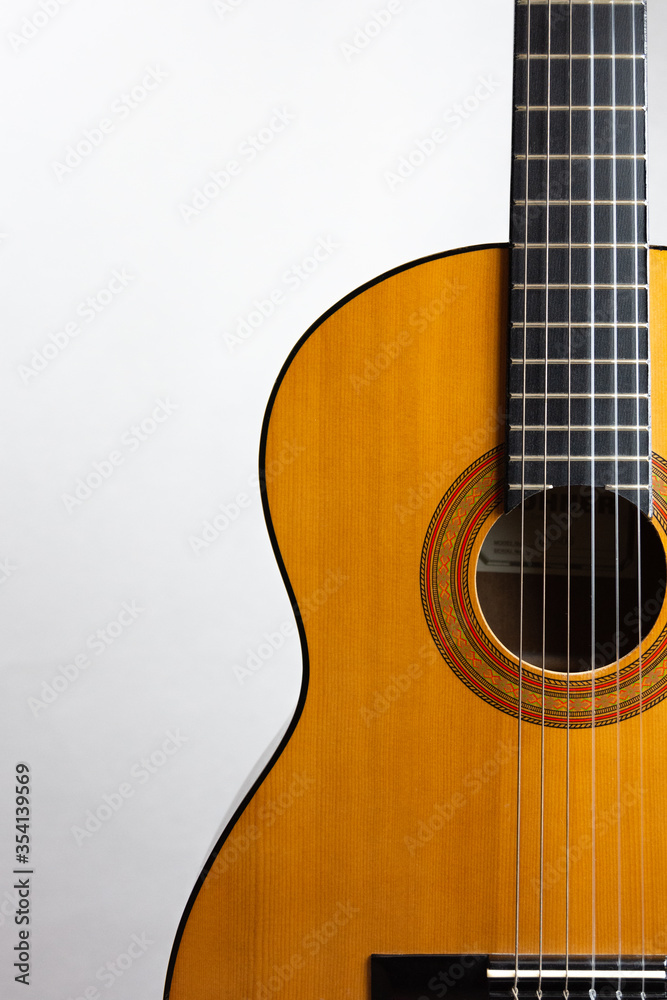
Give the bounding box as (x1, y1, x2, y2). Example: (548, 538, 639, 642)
(516, 1, 645, 4)
(511, 322, 648, 328)
(509, 456, 650, 462)
(514, 154, 646, 160)
(517, 2, 645, 5)
(515, 200, 647, 205)
(512, 283, 648, 288)
(514, 242, 647, 248)
(516, 54, 645, 60)
(515, 106, 646, 111)
(510, 393, 649, 398)
(510, 425, 649, 430)
(510, 359, 648, 365)
(508, 484, 651, 490)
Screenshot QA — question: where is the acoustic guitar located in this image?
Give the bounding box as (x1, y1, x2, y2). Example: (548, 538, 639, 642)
(166, 2, 667, 997)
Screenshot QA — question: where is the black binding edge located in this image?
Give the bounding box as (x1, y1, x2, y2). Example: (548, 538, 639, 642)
(162, 242, 505, 997)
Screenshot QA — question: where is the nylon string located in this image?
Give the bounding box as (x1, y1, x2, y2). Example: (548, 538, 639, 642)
(539, 1, 555, 994)
(513, 0, 533, 990)
(565, 1, 574, 994)
(608, 5, 624, 995)
(589, 0, 598, 992)
(631, 3, 647, 995)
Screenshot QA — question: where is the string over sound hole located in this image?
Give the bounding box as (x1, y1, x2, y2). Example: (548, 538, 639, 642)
(476, 487, 666, 673)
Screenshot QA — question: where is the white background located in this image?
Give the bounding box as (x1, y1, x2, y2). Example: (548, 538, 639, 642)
(1, 1, 666, 998)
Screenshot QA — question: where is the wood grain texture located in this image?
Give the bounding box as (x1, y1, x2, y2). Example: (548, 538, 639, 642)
(167, 246, 667, 1000)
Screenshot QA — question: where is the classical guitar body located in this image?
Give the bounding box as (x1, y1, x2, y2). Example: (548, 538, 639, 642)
(167, 246, 667, 999)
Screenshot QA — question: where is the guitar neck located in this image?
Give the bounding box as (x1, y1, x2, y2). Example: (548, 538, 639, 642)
(506, 0, 651, 515)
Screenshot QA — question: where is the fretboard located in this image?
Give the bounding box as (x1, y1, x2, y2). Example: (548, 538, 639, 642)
(506, 0, 651, 515)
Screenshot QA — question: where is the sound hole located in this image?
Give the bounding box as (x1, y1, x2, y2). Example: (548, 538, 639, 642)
(476, 487, 666, 673)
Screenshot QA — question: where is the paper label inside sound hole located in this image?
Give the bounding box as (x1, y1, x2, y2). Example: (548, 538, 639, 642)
(477, 489, 636, 578)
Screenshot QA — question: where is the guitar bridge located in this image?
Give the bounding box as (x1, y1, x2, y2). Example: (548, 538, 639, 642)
(370, 955, 667, 1000)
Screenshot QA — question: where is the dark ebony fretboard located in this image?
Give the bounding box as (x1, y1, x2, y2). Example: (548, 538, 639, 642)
(506, 0, 651, 515)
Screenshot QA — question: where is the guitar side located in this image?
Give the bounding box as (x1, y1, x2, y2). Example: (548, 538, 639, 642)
(166, 245, 667, 1000)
